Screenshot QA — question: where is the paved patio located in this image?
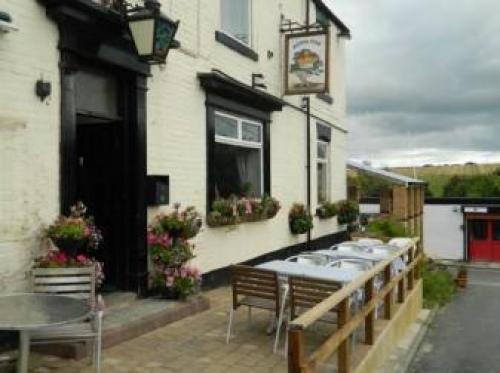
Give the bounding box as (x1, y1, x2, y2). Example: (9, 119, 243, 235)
(31, 287, 339, 373)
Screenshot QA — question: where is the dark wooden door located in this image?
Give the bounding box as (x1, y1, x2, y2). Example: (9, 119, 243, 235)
(76, 122, 125, 290)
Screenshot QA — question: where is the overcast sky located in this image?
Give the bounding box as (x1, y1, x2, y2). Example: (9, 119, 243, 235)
(327, 0, 500, 167)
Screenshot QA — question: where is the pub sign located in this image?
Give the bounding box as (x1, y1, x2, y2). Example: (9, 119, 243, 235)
(285, 30, 330, 95)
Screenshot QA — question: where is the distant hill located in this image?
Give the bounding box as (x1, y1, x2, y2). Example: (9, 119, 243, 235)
(390, 163, 500, 197)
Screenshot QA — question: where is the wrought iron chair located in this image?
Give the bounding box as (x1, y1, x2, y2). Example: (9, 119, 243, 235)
(30, 265, 103, 373)
(226, 265, 286, 353)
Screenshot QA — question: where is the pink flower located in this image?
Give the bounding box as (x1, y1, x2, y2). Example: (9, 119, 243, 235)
(245, 199, 252, 215)
(166, 276, 175, 287)
(180, 267, 187, 278)
(76, 254, 88, 264)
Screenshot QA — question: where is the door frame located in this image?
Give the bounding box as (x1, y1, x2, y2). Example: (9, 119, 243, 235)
(59, 58, 148, 295)
(466, 214, 500, 263)
(42, 0, 151, 296)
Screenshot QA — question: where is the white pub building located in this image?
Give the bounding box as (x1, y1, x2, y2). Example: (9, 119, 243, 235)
(0, 0, 350, 295)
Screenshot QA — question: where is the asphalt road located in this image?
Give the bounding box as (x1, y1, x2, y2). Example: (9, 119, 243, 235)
(409, 268, 500, 373)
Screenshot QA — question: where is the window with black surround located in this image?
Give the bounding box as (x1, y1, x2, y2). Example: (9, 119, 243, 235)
(216, 0, 258, 61)
(214, 111, 263, 198)
(317, 123, 332, 204)
(198, 72, 283, 210)
(220, 0, 251, 45)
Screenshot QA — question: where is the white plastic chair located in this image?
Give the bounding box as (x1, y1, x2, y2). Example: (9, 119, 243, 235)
(30, 266, 103, 373)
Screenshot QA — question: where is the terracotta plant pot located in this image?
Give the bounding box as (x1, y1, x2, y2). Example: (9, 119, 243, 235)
(455, 274, 468, 288)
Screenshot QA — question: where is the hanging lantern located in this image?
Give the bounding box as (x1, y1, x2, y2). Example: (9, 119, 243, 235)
(127, 0, 180, 64)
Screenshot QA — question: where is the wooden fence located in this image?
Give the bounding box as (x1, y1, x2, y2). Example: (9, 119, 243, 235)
(288, 238, 422, 372)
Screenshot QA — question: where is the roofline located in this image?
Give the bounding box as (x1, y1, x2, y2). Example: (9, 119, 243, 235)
(312, 0, 351, 38)
(347, 160, 427, 186)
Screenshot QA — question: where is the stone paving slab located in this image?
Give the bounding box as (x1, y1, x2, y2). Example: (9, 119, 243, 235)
(29, 287, 341, 372)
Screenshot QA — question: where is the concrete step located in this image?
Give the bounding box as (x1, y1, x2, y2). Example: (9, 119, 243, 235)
(102, 292, 138, 311)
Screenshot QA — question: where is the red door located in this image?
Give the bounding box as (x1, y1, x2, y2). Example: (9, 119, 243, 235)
(469, 219, 492, 262)
(492, 220, 500, 262)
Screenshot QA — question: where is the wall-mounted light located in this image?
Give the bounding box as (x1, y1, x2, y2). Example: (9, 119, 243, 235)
(35, 80, 51, 102)
(123, 0, 180, 64)
(0, 11, 18, 33)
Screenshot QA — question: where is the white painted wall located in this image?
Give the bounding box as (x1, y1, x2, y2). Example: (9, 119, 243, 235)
(0, 0, 348, 291)
(423, 205, 463, 260)
(360, 203, 464, 260)
(360, 204, 380, 214)
(146, 0, 348, 273)
(0, 1, 60, 292)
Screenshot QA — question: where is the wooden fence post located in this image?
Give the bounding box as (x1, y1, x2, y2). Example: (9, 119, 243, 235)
(408, 246, 415, 291)
(288, 328, 305, 373)
(398, 254, 406, 303)
(338, 298, 351, 373)
(364, 277, 375, 345)
(384, 265, 392, 319)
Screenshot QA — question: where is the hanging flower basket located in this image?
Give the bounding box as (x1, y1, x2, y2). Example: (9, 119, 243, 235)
(289, 203, 313, 235)
(44, 202, 103, 257)
(316, 201, 338, 220)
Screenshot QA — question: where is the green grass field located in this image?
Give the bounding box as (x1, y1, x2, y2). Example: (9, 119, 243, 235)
(391, 163, 500, 197)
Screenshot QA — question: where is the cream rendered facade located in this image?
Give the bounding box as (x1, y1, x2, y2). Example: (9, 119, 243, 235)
(0, 0, 348, 292)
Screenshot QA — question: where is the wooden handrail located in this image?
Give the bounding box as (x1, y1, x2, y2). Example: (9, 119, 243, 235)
(305, 254, 422, 369)
(289, 237, 419, 331)
(288, 238, 422, 373)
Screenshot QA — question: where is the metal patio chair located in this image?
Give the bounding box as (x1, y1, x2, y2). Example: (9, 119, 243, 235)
(226, 265, 287, 353)
(30, 265, 103, 373)
(285, 253, 331, 266)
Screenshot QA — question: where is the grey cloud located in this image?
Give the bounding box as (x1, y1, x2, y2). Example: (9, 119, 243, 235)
(328, 0, 500, 164)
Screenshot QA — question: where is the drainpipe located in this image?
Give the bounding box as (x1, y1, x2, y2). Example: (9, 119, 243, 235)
(304, 0, 311, 251)
(303, 96, 312, 251)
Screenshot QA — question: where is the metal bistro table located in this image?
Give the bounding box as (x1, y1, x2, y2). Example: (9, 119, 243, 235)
(0, 294, 91, 373)
(257, 260, 362, 284)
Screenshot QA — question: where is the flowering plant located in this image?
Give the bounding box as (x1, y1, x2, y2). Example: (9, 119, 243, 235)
(148, 205, 202, 299)
(150, 204, 202, 240)
(45, 202, 103, 257)
(207, 194, 281, 227)
(149, 233, 194, 268)
(35, 250, 105, 287)
(336, 200, 359, 225)
(316, 201, 338, 219)
(152, 266, 202, 300)
(289, 203, 314, 234)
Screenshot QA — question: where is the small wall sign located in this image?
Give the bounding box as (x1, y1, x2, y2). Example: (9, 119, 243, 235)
(284, 30, 330, 95)
(464, 206, 488, 213)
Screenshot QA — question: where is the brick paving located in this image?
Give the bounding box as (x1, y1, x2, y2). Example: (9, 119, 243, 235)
(30, 288, 339, 373)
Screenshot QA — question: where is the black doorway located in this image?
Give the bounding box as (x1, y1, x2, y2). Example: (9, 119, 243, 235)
(76, 120, 125, 290)
(59, 64, 149, 294)
(45, 0, 150, 296)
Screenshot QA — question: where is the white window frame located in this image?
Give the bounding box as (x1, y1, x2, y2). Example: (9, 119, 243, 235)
(220, 0, 252, 47)
(317, 138, 331, 204)
(214, 110, 264, 196)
